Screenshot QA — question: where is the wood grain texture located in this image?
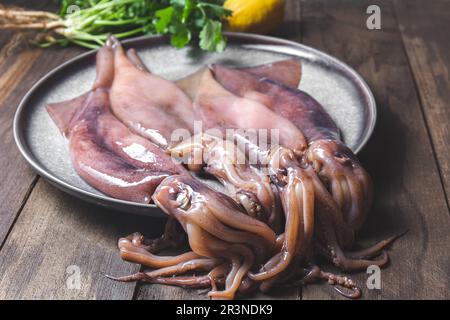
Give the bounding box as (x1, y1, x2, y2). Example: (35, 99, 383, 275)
(0, 1, 76, 247)
(300, 0, 450, 299)
(272, 0, 302, 42)
(0, 1, 146, 300)
(394, 0, 450, 210)
(0, 180, 168, 299)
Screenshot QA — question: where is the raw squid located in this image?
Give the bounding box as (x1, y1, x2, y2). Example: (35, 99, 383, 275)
(212, 64, 396, 271)
(169, 133, 281, 229)
(47, 36, 401, 299)
(47, 38, 187, 203)
(49, 39, 281, 299)
(113, 174, 277, 300)
(191, 68, 321, 285)
(107, 38, 280, 224)
(108, 41, 195, 149)
(192, 69, 307, 157)
(212, 64, 370, 231)
(187, 66, 398, 297)
(175, 58, 302, 101)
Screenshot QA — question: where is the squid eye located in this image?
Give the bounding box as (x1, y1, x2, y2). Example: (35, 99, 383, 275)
(271, 167, 288, 187)
(175, 187, 192, 210)
(279, 167, 288, 177)
(236, 191, 263, 219)
(334, 152, 344, 159)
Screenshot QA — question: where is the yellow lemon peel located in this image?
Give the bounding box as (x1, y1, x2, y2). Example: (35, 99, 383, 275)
(224, 0, 285, 34)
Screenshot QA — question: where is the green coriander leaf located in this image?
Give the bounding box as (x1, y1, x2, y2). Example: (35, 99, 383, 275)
(154, 6, 174, 33)
(199, 19, 226, 52)
(170, 23, 191, 48)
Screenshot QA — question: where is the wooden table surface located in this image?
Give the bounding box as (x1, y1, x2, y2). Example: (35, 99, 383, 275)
(0, 0, 449, 300)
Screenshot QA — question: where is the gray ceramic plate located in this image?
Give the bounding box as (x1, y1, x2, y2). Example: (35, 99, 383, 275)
(14, 33, 376, 217)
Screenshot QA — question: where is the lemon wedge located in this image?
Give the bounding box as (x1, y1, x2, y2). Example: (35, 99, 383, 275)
(224, 0, 285, 34)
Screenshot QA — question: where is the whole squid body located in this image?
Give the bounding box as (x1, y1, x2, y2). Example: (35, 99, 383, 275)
(46, 38, 187, 203)
(107, 38, 283, 227)
(47, 38, 280, 299)
(211, 64, 400, 271)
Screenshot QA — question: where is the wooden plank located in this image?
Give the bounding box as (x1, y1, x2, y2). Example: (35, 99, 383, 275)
(394, 0, 450, 209)
(272, 0, 302, 42)
(300, 0, 450, 299)
(0, 180, 161, 299)
(0, 1, 75, 246)
(0, 1, 147, 300)
(0, 45, 86, 246)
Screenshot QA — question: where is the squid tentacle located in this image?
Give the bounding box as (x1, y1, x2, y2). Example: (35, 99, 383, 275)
(318, 233, 389, 272)
(186, 224, 255, 300)
(207, 199, 277, 247)
(302, 265, 361, 299)
(118, 233, 200, 269)
(307, 139, 373, 233)
(250, 148, 316, 281)
(144, 258, 221, 278)
(137, 274, 224, 289)
(153, 180, 261, 301)
(209, 244, 255, 300)
(345, 231, 408, 260)
(106, 258, 221, 282)
(180, 202, 270, 261)
(272, 265, 361, 299)
(208, 263, 231, 292)
(334, 250, 389, 272)
(248, 176, 301, 281)
(135, 218, 186, 253)
(259, 259, 302, 293)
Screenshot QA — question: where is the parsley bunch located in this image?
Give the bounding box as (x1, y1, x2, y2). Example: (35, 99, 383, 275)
(0, 0, 232, 52)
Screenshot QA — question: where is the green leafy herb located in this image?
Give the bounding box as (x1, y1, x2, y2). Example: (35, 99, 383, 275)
(199, 19, 226, 52)
(170, 22, 191, 48)
(155, 6, 174, 33)
(0, 0, 232, 52)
